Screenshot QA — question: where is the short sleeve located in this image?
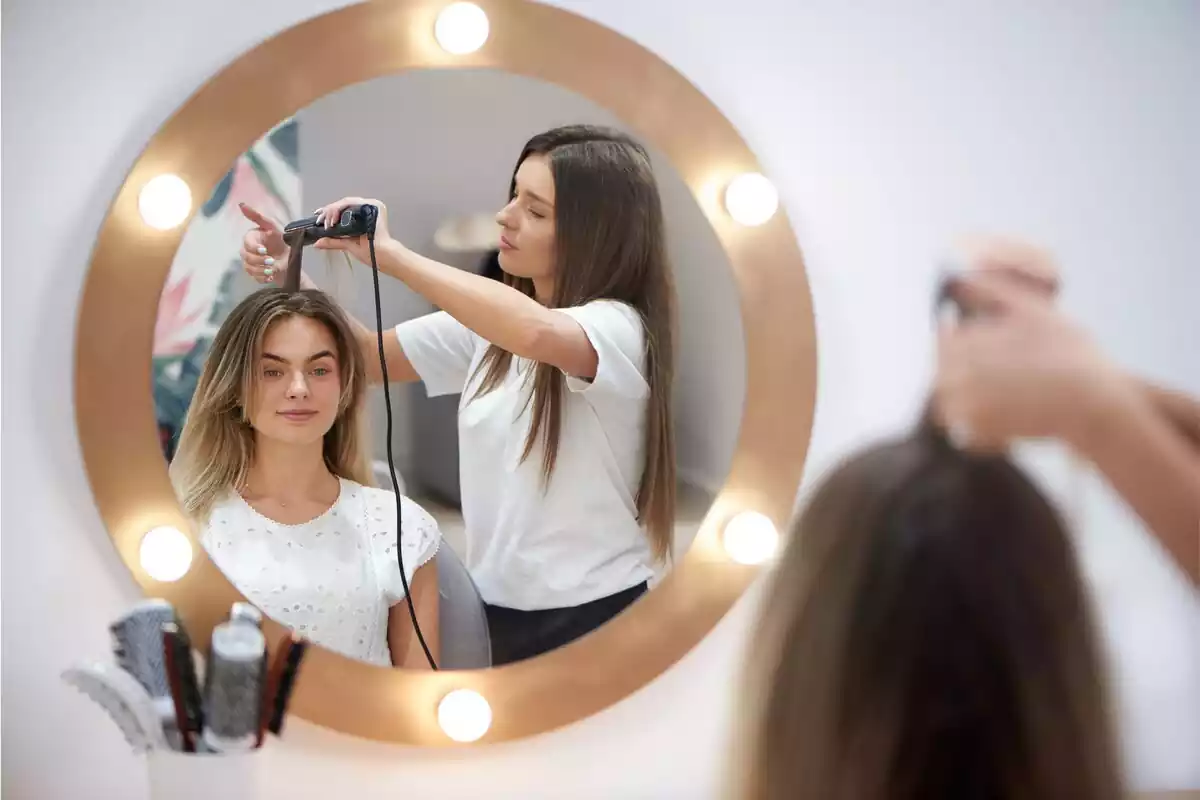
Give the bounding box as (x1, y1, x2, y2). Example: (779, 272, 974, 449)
(365, 490, 442, 607)
(394, 311, 480, 397)
(555, 300, 649, 402)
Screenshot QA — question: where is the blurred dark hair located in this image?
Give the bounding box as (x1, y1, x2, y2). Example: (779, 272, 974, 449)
(736, 425, 1123, 800)
(479, 249, 504, 282)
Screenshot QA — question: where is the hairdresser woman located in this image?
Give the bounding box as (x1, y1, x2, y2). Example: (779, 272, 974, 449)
(237, 125, 678, 665)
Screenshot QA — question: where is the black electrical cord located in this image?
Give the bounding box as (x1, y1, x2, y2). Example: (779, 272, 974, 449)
(284, 206, 437, 670)
(365, 219, 438, 670)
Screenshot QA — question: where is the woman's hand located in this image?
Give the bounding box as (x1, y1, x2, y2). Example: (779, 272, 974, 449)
(952, 235, 1061, 310)
(942, 240, 1200, 584)
(935, 271, 1133, 452)
(311, 197, 397, 265)
(238, 203, 290, 284)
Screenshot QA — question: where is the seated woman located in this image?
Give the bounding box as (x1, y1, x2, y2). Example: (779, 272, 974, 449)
(170, 287, 441, 668)
(734, 422, 1124, 800)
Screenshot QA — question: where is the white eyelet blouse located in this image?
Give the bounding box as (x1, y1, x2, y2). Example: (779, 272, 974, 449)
(201, 478, 441, 666)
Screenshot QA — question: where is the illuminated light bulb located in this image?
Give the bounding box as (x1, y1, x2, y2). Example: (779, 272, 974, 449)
(434, 2, 490, 55)
(139, 526, 193, 582)
(721, 511, 779, 565)
(137, 174, 192, 230)
(437, 689, 492, 742)
(723, 172, 779, 226)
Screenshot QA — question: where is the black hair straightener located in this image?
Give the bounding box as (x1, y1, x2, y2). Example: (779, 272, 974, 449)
(282, 205, 378, 246)
(279, 206, 380, 292)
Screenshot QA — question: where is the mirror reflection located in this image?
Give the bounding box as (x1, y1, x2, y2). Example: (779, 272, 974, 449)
(154, 69, 743, 670)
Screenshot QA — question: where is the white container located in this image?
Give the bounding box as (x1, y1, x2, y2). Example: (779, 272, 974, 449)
(145, 748, 259, 800)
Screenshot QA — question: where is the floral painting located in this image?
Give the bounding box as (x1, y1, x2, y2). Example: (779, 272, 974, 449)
(153, 118, 301, 460)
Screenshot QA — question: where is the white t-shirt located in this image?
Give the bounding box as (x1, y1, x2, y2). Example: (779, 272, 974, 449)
(201, 478, 441, 666)
(395, 300, 654, 611)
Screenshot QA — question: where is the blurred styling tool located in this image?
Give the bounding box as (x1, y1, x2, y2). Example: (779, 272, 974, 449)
(201, 617, 267, 753)
(935, 261, 975, 326)
(109, 599, 186, 746)
(230, 602, 263, 628)
(63, 600, 311, 755)
(927, 262, 980, 450)
(162, 622, 204, 752)
(255, 633, 308, 747)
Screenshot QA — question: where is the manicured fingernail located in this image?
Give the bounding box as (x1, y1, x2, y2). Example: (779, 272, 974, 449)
(257, 246, 267, 255)
(264, 257, 275, 266)
(264, 268, 274, 277)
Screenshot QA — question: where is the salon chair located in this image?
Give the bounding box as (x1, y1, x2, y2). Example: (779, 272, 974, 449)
(433, 539, 492, 669)
(371, 460, 407, 496)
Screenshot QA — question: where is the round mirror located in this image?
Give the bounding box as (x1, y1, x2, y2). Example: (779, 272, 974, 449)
(152, 68, 739, 671)
(76, 0, 814, 744)
(153, 68, 744, 671)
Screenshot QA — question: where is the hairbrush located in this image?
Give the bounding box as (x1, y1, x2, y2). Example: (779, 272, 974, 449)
(109, 599, 183, 742)
(201, 619, 267, 753)
(162, 623, 203, 752)
(265, 637, 309, 737)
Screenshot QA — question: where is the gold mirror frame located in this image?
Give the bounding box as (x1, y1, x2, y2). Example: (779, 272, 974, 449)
(75, 0, 816, 745)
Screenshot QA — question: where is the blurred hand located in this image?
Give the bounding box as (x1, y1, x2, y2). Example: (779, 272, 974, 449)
(935, 271, 1130, 451)
(239, 203, 289, 284)
(310, 197, 395, 265)
(953, 235, 1061, 310)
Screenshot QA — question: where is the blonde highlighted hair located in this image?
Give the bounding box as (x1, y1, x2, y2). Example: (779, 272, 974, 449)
(169, 288, 373, 521)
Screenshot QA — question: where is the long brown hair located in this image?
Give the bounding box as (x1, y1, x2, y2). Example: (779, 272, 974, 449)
(170, 288, 373, 521)
(470, 125, 678, 562)
(736, 427, 1123, 800)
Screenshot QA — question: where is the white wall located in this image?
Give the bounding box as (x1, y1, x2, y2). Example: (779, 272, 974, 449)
(2, 1, 1197, 798)
(297, 68, 742, 495)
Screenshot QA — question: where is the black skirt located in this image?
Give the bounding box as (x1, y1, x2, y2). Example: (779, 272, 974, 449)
(484, 582, 649, 666)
